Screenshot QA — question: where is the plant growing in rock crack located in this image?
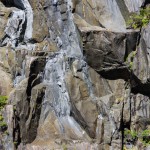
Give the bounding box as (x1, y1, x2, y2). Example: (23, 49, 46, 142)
(125, 51, 137, 70)
(124, 129, 150, 146)
(0, 114, 3, 121)
(62, 143, 68, 150)
(4, 130, 9, 136)
(0, 122, 7, 129)
(0, 95, 7, 110)
(0, 95, 8, 132)
(124, 129, 138, 140)
(140, 130, 150, 146)
(13, 142, 18, 146)
(127, 6, 150, 29)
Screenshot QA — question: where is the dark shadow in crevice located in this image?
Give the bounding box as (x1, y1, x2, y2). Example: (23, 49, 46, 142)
(0, 0, 25, 10)
(119, 102, 124, 150)
(26, 58, 46, 99)
(18, 16, 27, 43)
(99, 64, 150, 97)
(99, 67, 130, 81)
(141, 0, 150, 8)
(0, 34, 10, 47)
(13, 112, 21, 149)
(15, 58, 47, 144)
(124, 31, 139, 61)
(26, 87, 45, 143)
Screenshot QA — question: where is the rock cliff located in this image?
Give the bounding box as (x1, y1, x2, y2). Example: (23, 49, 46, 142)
(0, 0, 150, 150)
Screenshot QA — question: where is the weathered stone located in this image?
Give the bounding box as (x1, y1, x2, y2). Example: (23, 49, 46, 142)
(32, 10, 49, 42)
(73, 0, 126, 31)
(0, 67, 12, 95)
(1, 105, 14, 150)
(0, 0, 150, 150)
(0, 2, 12, 40)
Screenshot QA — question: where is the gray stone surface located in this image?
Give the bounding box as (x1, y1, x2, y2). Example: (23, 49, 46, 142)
(0, 0, 150, 150)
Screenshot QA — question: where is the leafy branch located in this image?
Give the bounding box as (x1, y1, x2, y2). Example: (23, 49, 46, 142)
(128, 6, 150, 29)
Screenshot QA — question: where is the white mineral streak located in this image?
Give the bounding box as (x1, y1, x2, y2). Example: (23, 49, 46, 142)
(22, 0, 33, 40)
(43, 54, 71, 116)
(36, 0, 91, 140)
(4, 10, 25, 47)
(4, 0, 33, 46)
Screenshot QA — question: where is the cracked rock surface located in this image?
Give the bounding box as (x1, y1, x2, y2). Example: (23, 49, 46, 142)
(0, 0, 150, 150)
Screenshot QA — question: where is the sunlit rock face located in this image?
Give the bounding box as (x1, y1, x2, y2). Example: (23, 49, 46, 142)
(0, 0, 150, 150)
(124, 0, 145, 12)
(73, 0, 127, 32)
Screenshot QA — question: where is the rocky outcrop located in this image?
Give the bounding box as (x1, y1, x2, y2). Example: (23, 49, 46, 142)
(0, 0, 150, 150)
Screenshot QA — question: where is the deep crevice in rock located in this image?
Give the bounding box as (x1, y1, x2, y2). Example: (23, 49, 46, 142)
(141, 0, 150, 8)
(0, 0, 25, 10)
(13, 58, 47, 144)
(26, 87, 46, 143)
(13, 111, 21, 149)
(26, 58, 46, 98)
(18, 16, 27, 43)
(120, 102, 125, 150)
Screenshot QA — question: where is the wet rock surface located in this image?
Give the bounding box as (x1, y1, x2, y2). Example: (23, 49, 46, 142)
(0, 0, 150, 150)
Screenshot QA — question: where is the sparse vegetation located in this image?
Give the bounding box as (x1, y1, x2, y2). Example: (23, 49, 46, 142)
(4, 130, 9, 135)
(0, 95, 8, 110)
(13, 142, 18, 145)
(0, 120, 7, 132)
(0, 122, 7, 128)
(0, 115, 3, 121)
(124, 129, 150, 146)
(124, 129, 138, 139)
(125, 51, 137, 70)
(128, 6, 150, 29)
(62, 143, 68, 150)
(0, 95, 8, 131)
(129, 62, 133, 70)
(140, 130, 150, 146)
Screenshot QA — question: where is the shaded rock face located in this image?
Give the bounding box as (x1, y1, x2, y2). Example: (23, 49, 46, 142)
(0, 0, 150, 150)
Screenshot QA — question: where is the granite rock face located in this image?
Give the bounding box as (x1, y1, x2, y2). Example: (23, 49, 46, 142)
(0, 0, 150, 150)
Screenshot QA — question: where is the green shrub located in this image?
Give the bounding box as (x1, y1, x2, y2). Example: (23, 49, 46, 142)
(62, 143, 68, 150)
(0, 96, 8, 132)
(124, 129, 150, 146)
(128, 6, 150, 29)
(0, 95, 8, 110)
(125, 51, 137, 70)
(124, 129, 138, 139)
(0, 121, 7, 128)
(141, 130, 150, 137)
(0, 115, 3, 121)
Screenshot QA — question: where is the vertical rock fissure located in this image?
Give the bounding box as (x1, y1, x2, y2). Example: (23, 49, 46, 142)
(120, 101, 125, 150)
(1, 0, 150, 149)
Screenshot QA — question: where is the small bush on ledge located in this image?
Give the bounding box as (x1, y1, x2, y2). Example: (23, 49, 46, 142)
(128, 6, 150, 29)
